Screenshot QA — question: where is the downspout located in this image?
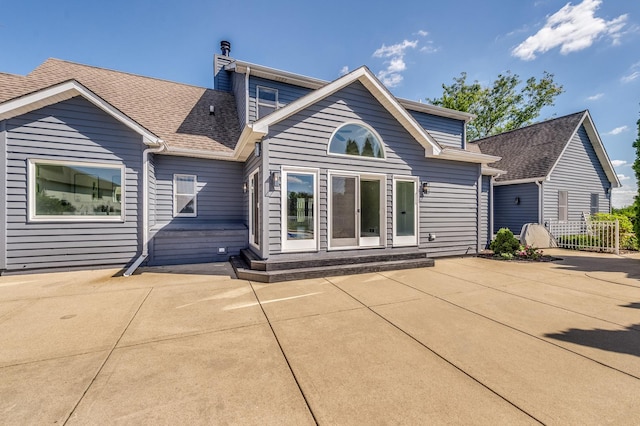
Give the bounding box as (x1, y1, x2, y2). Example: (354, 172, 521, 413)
(490, 176, 495, 239)
(245, 66, 250, 125)
(124, 142, 166, 277)
(535, 180, 543, 224)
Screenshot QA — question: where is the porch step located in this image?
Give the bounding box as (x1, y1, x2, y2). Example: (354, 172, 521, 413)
(229, 251, 434, 283)
(238, 248, 428, 272)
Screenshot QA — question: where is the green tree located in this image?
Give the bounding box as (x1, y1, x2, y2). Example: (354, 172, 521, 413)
(428, 71, 564, 141)
(362, 137, 374, 157)
(345, 138, 360, 156)
(633, 111, 640, 237)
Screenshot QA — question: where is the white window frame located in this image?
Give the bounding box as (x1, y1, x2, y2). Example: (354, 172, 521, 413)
(327, 121, 386, 161)
(256, 86, 278, 119)
(558, 190, 568, 222)
(392, 176, 419, 247)
(281, 167, 319, 252)
(249, 168, 260, 250)
(28, 158, 125, 222)
(590, 193, 599, 215)
(173, 174, 197, 218)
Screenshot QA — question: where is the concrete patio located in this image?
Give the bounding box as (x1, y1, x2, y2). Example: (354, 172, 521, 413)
(1, 249, 639, 424)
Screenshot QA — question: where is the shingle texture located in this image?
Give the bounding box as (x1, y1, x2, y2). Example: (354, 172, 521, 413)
(470, 111, 586, 182)
(0, 59, 241, 153)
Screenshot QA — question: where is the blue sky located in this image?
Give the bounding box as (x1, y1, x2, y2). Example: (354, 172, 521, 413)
(2, 0, 638, 207)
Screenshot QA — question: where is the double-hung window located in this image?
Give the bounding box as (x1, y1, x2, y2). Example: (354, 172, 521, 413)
(256, 86, 278, 119)
(28, 159, 124, 221)
(174, 174, 197, 217)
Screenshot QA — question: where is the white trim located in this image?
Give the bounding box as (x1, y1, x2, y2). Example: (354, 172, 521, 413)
(327, 171, 386, 250)
(494, 177, 546, 186)
(327, 121, 386, 160)
(280, 167, 319, 252)
(431, 147, 501, 164)
(392, 176, 419, 247)
(248, 168, 260, 250)
(256, 86, 279, 120)
(535, 180, 543, 224)
(173, 174, 197, 218)
(28, 158, 125, 222)
(0, 80, 161, 146)
(482, 166, 505, 176)
(251, 66, 442, 157)
(226, 60, 474, 122)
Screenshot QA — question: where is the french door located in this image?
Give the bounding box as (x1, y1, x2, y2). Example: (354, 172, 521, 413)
(281, 168, 318, 252)
(329, 173, 384, 249)
(393, 177, 418, 246)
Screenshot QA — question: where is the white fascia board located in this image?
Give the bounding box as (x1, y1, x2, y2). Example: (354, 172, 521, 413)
(251, 66, 442, 156)
(482, 166, 506, 176)
(161, 146, 237, 161)
(233, 123, 267, 161)
(0, 80, 162, 146)
(397, 98, 475, 123)
(431, 147, 501, 164)
(226, 60, 327, 90)
(493, 177, 545, 186)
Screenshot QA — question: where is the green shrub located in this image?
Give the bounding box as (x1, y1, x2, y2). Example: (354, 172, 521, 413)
(591, 213, 638, 250)
(490, 228, 520, 255)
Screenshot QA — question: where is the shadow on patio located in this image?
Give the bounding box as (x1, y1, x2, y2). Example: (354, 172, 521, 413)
(550, 253, 640, 282)
(545, 323, 640, 357)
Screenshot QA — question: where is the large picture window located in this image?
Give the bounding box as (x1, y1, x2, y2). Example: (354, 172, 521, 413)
(174, 174, 197, 217)
(29, 159, 124, 221)
(328, 123, 385, 159)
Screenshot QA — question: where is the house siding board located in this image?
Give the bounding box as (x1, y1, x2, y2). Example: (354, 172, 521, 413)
(148, 155, 247, 265)
(266, 81, 479, 258)
(543, 125, 611, 221)
(148, 154, 156, 227)
(231, 73, 247, 127)
(248, 76, 313, 123)
(409, 111, 464, 148)
(480, 175, 490, 249)
(4, 96, 143, 272)
(213, 54, 233, 92)
(494, 183, 538, 235)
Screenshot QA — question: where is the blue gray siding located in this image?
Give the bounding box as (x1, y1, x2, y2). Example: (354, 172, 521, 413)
(409, 111, 465, 148)
(148, 154, 247, 265)
(231, 72, 247, 127)
(480, 175, 491, 248)
(148, 154, 156, 227)
(543, 125, 611, 221)
(0, 122, 6, 272)
(248, 76, 313, 123)
(213, 54, 233, 92)
(265, 81, 480, 258)
(4, 96, 143, 272)
(494, 183, 538, 235)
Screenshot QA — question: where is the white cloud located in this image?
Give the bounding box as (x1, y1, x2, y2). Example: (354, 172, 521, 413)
(611, 186, 637, 208)
(612, 160, 628, 167)
(586, 93, 604, 101)
(617, 174, 630, 181)
(416, 30, 429, 37)
(511, 0, 628, 61)
(339, 66, 349, 76)
(607, 125, 628, 135)
(621, 71, 639, 83)
(373, 39, 419, 88)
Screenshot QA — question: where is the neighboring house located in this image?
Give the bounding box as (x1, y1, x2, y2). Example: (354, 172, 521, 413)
(470, 111, 621, 238)
(0, 41, 501, 279)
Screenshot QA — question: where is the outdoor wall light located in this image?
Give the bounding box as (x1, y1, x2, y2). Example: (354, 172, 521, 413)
(421, 181, 430, 195)
(515, 196, 520, 205)
(255, 141, 262, 157)
(271, 171, 281, 188)
(242, 181, 248, 193)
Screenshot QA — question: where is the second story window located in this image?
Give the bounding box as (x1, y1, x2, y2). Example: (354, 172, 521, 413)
(257, 86, 278, 119)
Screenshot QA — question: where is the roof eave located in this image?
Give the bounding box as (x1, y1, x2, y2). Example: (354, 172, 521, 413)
(429, 147, 501, 164)
(0, 79, 162, 145)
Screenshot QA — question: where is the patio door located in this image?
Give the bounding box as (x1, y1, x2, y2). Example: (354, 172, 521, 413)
(281, 168, 318, 252)
(393, 177, 418, 246)
(329, 173, 383, 249)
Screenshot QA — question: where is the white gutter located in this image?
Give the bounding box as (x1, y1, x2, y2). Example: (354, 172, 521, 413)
(493, 176, 547, 186)
(245, 66, 250, 125)
(124, 142, 167, 277)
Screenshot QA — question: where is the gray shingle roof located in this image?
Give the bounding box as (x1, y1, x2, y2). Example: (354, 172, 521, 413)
(0, 59, 241, 153)
(469, 111, 586, 182)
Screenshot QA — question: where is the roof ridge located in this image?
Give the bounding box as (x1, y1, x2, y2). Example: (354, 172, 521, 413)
(470, 110, 587, 144)
(30, 58, 213, 91)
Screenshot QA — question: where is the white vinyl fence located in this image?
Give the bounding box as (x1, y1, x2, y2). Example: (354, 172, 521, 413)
(546, 219, 619, 254)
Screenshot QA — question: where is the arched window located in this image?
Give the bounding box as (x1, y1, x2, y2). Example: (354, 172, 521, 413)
(328, 123, 384, 159)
